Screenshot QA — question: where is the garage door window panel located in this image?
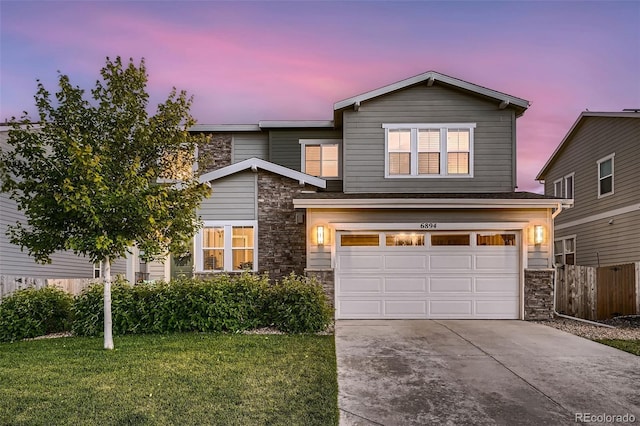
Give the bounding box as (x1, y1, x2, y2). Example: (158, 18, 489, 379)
(477, 233, 516, 246)
(431, 234, 471, 246)
(385, 233, 425, 246)
(341, 234, 380, 247)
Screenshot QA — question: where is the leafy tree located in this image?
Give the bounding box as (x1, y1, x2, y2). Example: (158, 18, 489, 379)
(0, 57, 211, 349)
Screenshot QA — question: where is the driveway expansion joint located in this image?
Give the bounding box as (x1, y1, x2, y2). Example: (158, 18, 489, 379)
(340, 408, 385, 426)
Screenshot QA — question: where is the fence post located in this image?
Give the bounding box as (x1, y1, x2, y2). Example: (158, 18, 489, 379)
(636, 262, 640, 314)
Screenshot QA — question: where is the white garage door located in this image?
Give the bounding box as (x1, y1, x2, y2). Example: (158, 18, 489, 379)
(335, 231, 520, 319)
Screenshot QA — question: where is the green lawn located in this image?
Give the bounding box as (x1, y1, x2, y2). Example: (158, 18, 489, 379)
(595, 339, 640, 356)
(0, 333, 338, 425)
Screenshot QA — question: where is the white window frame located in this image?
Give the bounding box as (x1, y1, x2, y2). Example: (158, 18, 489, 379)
(553, 178, 563, 197)
(93, 262, 102, 279)
(564, 173, 575, 199)
(383, 123, 475, 178)
(194, 220, 258, 273)
(554, 235, 576, 265)
(597, 153, 615, 198)
(299, 139, 342, 179)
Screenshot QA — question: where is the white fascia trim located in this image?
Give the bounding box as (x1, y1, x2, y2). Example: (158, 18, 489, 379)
(331, 222, 529, 231)
(555, 202, 640, 231)
(258, 120, 334, 128)
(198, 157, 326, 189)
(535, 112, 640, 181)
(293, 198, 569, 209)
(382, 123, 477, 129)
(189, 124, 261, 132)
(334, 71, 530, 111)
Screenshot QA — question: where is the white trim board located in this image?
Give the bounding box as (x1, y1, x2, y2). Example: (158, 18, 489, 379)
(330, 222, 529, 231)
(294, 198, 567, 210)
(199, 157, 326, 189)
(555, 203, 640, 231)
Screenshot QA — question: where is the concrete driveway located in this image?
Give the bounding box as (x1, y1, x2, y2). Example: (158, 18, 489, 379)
(336, 320, 640, 425)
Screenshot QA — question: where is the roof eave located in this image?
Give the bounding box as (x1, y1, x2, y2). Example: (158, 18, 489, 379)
(333, 71, 530, 115)
(199, 158, 326, 189)
(293, 197, 569, 209)
(536, 111, 640, 180)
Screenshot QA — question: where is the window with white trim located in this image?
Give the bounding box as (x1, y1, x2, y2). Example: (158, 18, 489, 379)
(196, 221, 257, 272)
(554, 179, 563, 197)
(93, 262, 102, 279)
(383, 123, 475, 177)
(300, 139, 341, 178)
(554, 173, 574, 199)
(597, 154, 614, 197)
(564, 173, 574, 199)
(554, 236, 575, 265)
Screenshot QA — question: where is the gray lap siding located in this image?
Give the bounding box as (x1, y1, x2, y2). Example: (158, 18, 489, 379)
(342, 84, 517, 193)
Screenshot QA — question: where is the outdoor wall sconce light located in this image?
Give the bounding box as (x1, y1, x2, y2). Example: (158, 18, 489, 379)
(317, 225, 325, 245)
(534, 225, 544, 245)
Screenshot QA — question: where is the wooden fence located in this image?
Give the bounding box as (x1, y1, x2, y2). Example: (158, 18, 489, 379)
(0, 275, 95, 301)
(556, 262, 639, 320)
(597, 263, 638, 319)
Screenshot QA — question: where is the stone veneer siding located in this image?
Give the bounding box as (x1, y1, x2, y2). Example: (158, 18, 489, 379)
(257, 171, 309, 282)
(198, 133, 232, 173)
(524, 269, 554, 320)
(304, 269, 335, 309)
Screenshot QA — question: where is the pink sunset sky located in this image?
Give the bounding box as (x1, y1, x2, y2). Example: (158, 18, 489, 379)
(1, 1, 638, 193)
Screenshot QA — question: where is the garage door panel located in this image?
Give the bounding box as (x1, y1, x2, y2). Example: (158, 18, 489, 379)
(475, 254, 518, 270)
(338, 300, 382, 317)
(475, 299, 519, 316)
(385, 300, 427, 316)
(430, 255, 472, 270)
(339, 277, 382, 294)
(339, 254, 383, 271)
(384, 277, 427, 293)
(384, 255, 428, 271)
(430, 300, 473, 316)
(475, 276, 519, 294)
(429, 277, 473, 293)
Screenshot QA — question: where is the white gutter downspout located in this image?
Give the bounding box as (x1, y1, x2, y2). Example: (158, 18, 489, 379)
(551, 202, 615, 328)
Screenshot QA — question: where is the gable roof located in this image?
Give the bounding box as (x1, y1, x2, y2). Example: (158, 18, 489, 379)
(198, 157, 326, 188)
(333, 70, 530, 117)
(536, 111, 640, 180)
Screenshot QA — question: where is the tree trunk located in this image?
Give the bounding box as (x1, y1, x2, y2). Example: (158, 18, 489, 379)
(102, 256, 114, 350)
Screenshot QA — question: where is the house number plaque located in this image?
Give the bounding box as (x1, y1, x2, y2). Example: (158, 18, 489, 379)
(420, 223, 437, 229)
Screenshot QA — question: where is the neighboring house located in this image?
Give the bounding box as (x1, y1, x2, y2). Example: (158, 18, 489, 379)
(0, 127, 127, 293)
(190, 70, 569, 320)
(536, 111, 640, 267)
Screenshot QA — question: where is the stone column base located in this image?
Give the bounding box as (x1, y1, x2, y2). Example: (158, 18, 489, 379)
(524, 269, 554, 320)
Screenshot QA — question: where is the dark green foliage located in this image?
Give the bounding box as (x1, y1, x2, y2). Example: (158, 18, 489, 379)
(72, 273, 331, 336)
(264, 274, 334, 333)
(0, 287, 73, 342)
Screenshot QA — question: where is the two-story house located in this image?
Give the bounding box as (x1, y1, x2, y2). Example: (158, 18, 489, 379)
(189, 71, 569, 320)
(536, 111, 640, 267)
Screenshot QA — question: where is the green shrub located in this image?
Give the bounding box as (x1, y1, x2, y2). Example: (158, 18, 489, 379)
(71, 273, 332, 336)
(0, 287, 73, 342)
(265, 274, 333, 333)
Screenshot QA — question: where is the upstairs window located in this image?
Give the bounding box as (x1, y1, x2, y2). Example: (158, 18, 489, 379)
(597, 154, 614, 198)
(554, 173, 574, 199)
(384, 124, 475, 178)
(564, 174, 574, 199)
(300, 139, 341, 178)
(554, 179, 563, 197)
